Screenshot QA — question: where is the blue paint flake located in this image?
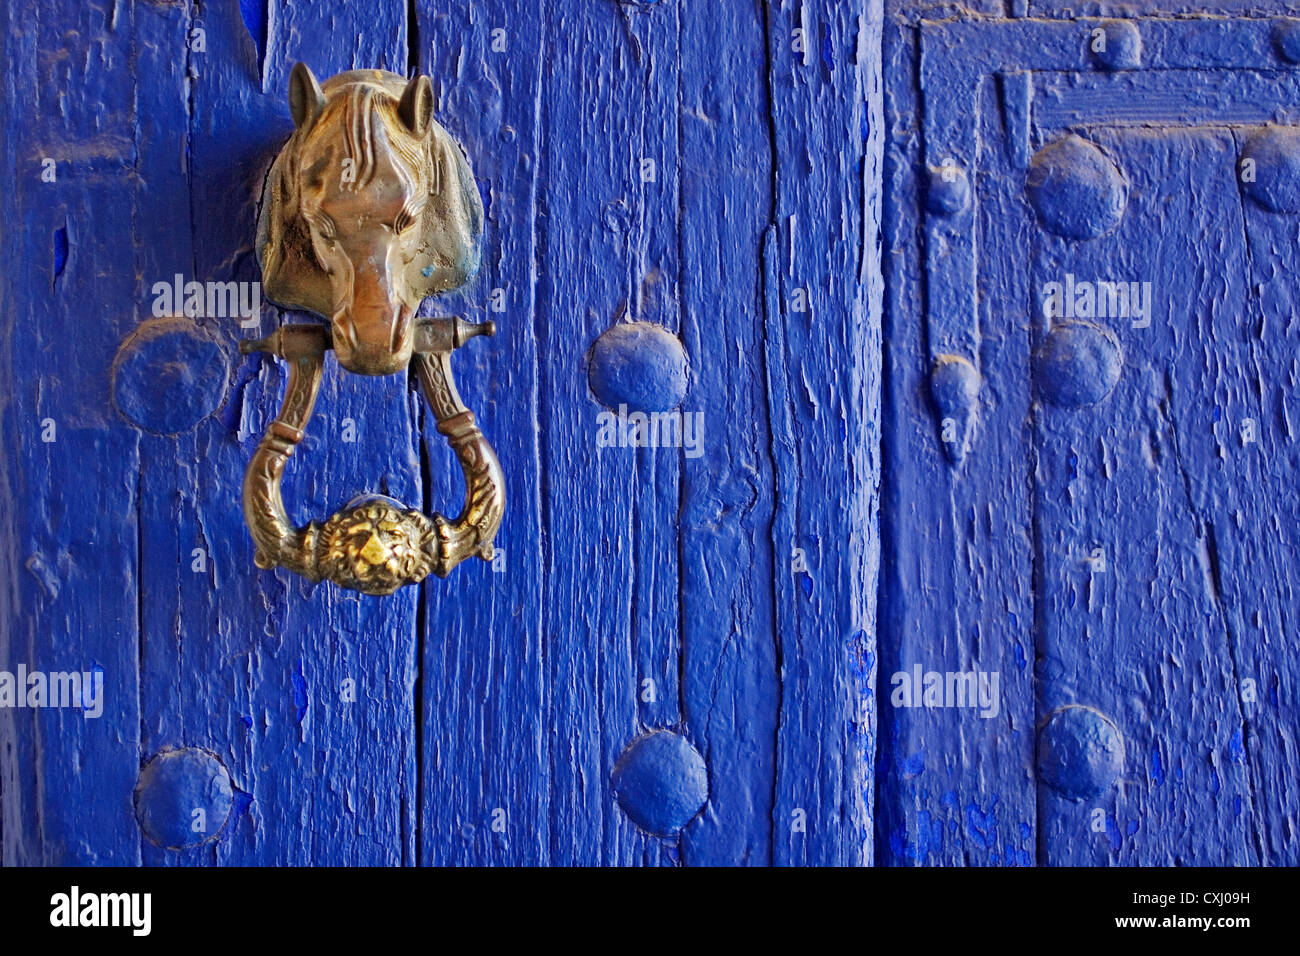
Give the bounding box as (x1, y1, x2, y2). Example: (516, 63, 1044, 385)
(52, 226, 68, 280)
(1227, 728, 1245, 763)
(292, 659, 309, 724)
(915, 810, 944, 860)
(1104, 814, 1121, 852)
(964, 799, 998, 851)
(238, 0, 268, 68)
(899, 751, 924, 778)
(230, 787, 255, 821)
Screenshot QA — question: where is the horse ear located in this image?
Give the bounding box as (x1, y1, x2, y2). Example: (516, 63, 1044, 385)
(397, 75, 433, 138)
(289, 62, 326, 131)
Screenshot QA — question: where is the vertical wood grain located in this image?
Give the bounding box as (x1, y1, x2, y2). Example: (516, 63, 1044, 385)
(413, 0, 549, 866)
(533, 0, 679, 866)
(1231, 147, 1300, 864)
(0, 0, 146, 865)
(881, 7, 1300, 865)
(761, 0, 882, 866)
(876, 42, 1039, 863)
(1030, 129, 1258, 865)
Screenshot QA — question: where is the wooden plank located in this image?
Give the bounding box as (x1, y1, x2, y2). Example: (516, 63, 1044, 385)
(1028, 1, 1300, 17)
(531, 0, 682, 866)
(233, 0, 418, 865)
(130, 0, 216, 867)
(760, 0, 882, 866)
(0, 0, 144, 865)
(675, 0, 779, 865)
(1198, 128, 1300, 865)
(412, 0, 549, 866)
(1030, 129, 1257, 865)
(129, 0, 419, 864)
(875, 28, 1039, 865)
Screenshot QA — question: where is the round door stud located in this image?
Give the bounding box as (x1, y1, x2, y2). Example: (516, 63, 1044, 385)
(1026, 135, 1128, 241)
(1091, 20, 1142, 71)
(611, 730, 708, 836)
(926, 161, 970, 216)
(1038, 705, 1125, 800)
(1239, 125, 1300, 214)
(113, 317, 229, 435)
(1035, 321, 1123, 408)
(588, 321, 689, 413)
(134, 747, 234, 850)
(1272, 18, 1300, 64)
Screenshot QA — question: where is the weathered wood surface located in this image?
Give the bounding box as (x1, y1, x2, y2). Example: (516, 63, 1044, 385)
(0, 0, 880, 865)
(880, 5, 1299, 865)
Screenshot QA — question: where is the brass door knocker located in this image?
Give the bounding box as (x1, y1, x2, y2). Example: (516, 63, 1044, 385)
(241, 64, 503, 595)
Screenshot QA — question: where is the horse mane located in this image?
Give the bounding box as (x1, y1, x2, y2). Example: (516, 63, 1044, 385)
(310, 83, 427, 194)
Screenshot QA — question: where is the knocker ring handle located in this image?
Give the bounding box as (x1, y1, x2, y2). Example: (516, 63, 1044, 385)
(239, 317, 504, 595)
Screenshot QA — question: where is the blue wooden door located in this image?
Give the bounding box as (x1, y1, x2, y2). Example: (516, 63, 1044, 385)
(0, 0, 879, 865)
(10, 0, 1294, 871)
(879, 5, 1300, 865)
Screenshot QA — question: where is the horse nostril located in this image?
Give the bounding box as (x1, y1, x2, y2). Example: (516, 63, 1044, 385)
(389, 311, 413, 354)
(332, 313, 360, 352)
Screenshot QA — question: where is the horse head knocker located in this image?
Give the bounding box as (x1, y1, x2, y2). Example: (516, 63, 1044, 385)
(241, 63, 503, 595)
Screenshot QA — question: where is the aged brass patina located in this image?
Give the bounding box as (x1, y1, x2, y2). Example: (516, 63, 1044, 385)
(241, 64, 502, 594)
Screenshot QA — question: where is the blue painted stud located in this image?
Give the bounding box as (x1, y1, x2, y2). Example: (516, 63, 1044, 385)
(1026, 135, 1128, 240)
(1273, 18, 1300, 64)
(113, 317, 229, 434)
(926, 162, 970, 216)
(134, 747, 234, 850)
(930, 354, 980, 464)
(611, 730, 708, 836)
(588, 321, 689, 413)
(1092, 20, 1142, 71)
(1035, 322, 1122, 408)
(1038, 705, 1125, 800)
(1240, 125, 1300, 214)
